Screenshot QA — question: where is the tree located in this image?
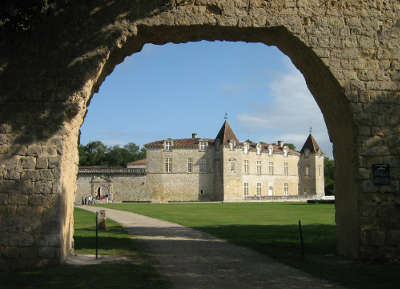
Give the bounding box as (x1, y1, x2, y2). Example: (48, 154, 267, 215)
(324, 157, 335, 195)
(78, 141, 146, 167)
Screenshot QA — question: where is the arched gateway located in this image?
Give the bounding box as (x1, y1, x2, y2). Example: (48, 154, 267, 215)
(0, 1, 399, 269)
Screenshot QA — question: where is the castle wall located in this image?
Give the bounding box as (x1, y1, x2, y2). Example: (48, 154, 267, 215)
(112, 175, 148, 202)
(75, 176, 91, 202)
(223, 146, 300, 201)
(315, 155, 325, 197)
(299, 152, 325, 197)
(75, 174, 149, 203)
(147, 146, 216, 202)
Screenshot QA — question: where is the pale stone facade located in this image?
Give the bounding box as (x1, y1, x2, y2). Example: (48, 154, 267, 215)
(145, 121, 324, 202)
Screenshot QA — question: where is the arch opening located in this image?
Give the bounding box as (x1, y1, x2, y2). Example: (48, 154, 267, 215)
(75, 25, 356, 258)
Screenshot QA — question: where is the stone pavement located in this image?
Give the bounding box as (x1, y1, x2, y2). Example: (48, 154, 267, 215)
(78, 206, 346, 289)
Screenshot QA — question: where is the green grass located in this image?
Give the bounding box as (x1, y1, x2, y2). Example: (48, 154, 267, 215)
(0, 208, 171, 289)
(74, 208, 141, 257)
(98, 202, 400, 289)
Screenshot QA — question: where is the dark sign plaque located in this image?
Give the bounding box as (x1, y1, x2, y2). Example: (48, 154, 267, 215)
(372, 164, 390, 186)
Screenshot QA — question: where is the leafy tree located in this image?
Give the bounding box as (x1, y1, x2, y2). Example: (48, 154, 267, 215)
(79, 141, 146, 167)
(324, 157, 335, 195)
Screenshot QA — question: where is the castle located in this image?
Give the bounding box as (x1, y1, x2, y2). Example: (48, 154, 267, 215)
(75, 121, 325, 203)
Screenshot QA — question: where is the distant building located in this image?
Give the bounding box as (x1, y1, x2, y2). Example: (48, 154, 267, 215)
(127, 159, 147, 169)
(75, 121, 324, 203)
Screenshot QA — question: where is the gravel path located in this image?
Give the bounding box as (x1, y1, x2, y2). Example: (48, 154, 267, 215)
(78, 206, 345, 289)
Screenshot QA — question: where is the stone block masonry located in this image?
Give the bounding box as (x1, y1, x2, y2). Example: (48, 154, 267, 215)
(0, 0, 399, 269)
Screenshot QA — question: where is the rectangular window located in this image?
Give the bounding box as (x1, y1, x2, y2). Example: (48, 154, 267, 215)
(164, 157, 172, 173)
(257, 182, 262, 196)
(187, 158, 193, 173)
(244, 160, 249, 174)
(305, 166, 310, 176)
(200, 142, 206, 151)
(256, 161, 262, 175)
(284, 162, 288, 176)
(231, 161, 235, 172)
(200, 159, 207, 173)
(284, 183, 288, 196)
(243, 182, 249, 196)
(165, 141, 172, 151)
(268, 162, 274, 175)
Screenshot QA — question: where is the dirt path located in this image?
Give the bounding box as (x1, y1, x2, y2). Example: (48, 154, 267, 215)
(79, 206, 345, 289)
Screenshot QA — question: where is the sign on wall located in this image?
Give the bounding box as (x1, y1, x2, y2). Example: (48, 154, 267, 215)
(372, 164, 390, 186)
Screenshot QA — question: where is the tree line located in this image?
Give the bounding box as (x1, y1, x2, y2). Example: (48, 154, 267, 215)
(324, 157, 335, 195)
(79, 141, 146, 167)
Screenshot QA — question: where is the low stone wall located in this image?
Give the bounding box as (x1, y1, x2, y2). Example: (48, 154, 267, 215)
(75, 168, 150, 203)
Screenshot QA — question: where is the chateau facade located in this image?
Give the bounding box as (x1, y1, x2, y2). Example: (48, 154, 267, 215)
(145, 120, 324, 202)
(75, 121, 325, 203)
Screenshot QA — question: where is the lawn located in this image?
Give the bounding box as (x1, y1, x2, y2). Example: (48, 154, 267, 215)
(0, 208, 171, 289)
(99, 202, 400, 289)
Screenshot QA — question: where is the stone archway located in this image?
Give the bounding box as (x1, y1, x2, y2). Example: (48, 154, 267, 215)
(0, 1, 399, 269)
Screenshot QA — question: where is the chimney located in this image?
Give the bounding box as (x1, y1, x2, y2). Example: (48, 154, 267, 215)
(278, 140, 283, 148)
(192, 133, 198, 139)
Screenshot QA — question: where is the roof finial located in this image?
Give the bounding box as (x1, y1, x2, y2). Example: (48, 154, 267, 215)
(309, 126, 312, 134)
(224, 113, 228, 120)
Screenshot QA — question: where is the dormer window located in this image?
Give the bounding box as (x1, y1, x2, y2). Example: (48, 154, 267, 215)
(229, 140, 235, 151)
(199, 141, 207, 152)
(165, 140, 172, 151)
(243, 143, 249, 154)
(256, 144, 261, 155)
(268, 145, 273, 156)
(283, 145, 288, 157)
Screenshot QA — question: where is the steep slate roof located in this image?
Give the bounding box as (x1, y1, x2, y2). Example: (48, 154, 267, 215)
(300, 134, 321, 153)
(144, 121, 299, 155)
(145, 138, 215, 148)
(215, 120, 240, 145)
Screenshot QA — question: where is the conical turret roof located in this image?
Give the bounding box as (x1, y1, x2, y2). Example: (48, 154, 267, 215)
(215, 120, 239, 145)
(300, 133, 322, 154)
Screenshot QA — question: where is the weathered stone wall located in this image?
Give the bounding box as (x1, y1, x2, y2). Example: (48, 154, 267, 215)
(146, 146, 216, 202)
(75, 174, 149, 203)
(299, 152, 325, 197)
(1, 0, 399, 269)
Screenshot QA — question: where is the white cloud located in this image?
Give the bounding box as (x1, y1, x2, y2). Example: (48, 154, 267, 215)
(237, 60, 333, 158)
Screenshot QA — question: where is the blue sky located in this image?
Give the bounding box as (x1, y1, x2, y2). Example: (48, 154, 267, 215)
(80, 41, 333, 158)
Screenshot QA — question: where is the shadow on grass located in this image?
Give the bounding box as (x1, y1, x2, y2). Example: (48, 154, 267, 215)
(74, 235, 142, 257)
(193, 224, 336, 256)
(0, 262, 171, 289)
(190, 224, 399, 289)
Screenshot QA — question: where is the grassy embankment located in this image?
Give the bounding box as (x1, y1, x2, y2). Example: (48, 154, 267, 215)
(0, 208, 171, 289)
(100, 202, 399, 289)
